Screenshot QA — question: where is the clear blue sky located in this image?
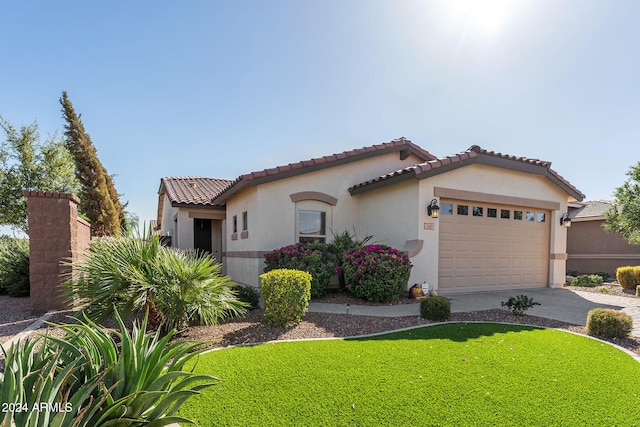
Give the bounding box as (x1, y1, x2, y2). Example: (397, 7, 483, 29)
(1, 0, 639, 230)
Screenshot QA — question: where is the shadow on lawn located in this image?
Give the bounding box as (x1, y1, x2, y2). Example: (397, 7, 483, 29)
(350, 322, 543, 343)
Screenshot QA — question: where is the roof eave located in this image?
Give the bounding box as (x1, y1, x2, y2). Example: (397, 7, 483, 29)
(414, 154, 585, 202)
(349, 169, 416, 195)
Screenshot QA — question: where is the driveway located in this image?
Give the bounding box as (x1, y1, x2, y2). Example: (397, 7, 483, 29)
(309, 287, 640, 336)
(444, 288, 640, 335)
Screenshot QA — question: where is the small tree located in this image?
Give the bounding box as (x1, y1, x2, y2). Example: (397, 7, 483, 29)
(60, 91, 123, 236)
(604, 162, 640, 245)
(0, 117, 79, 233)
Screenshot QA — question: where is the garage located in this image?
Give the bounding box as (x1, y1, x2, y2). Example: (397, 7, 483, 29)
(438, 198, 550, 293)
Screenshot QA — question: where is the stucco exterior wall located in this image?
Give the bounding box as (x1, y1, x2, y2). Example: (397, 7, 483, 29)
(224, 150, 425, 287)
(160, 194, 178, 240)
(567, 219, 640, 276)
(414, 164, 571, 289)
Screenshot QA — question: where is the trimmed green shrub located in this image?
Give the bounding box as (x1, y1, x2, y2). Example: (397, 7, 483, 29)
(571, 274, 603, 287)
(636, 285, 640, 297)
(0, 311, 217, 426)
(594, 271, 610, 281)
(260, 269, 312, 327)
(342, 244, 413, 303)
(232, 284, 261, 310)
(264, 242, 334, 298)
(501, 295, 541, 316)
(586, 308, 633, 339)
(420, 297, 451, 321)
(616, 266, 640, 290)
(0, 237, 30, 297)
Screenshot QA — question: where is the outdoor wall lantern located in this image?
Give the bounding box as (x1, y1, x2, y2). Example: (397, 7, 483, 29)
(560, 213, 572, 228)
(427, 199, 440, 218)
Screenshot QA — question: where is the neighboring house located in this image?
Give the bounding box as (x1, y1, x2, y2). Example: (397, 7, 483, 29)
(156, 138, 584, 293)
(567, 200, 640, 276)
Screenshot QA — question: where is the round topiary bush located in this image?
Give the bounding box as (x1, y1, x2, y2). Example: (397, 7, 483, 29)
(586, 308, 633, 339)
(260, 269, 312, 327)
(420, 296, 451, 321)
(342, 244, 412, 303)
(264, 243, 334, 298)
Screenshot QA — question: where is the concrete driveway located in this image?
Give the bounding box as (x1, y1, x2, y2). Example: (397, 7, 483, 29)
(445, 288, 640, 334)
(309, 287, 640, 336)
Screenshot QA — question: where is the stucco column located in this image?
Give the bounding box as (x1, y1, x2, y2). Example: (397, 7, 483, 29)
(23, 190, 90, 313)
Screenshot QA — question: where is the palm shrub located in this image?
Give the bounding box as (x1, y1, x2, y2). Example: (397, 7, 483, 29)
(260, 269, 311, 327)
(0, 311, 218, 426)
(342, 244, 412, 302)
(264, 243, 334, 298)
(586, 308, 633, 339)
(64, 234, 246, 334)
(0, 236, 30, 297)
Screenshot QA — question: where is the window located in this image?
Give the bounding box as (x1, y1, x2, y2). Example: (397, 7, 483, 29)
(473, 206, 483, 217)
(240, 211, 248, 239)
(457, 205, 469, 215)
(501, 209, 510, 219)
(487, 208, 497, 218)
(441, 203, 454, 215)
(232, 215, 238, 233)
(514, 210, 523, 220)
(537, 213, 546, 222)
(299, 210, 326, 243)
(526, 212, 535, 221)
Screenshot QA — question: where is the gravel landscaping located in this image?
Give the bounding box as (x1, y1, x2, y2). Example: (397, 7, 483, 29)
(2, 284, 640, 362)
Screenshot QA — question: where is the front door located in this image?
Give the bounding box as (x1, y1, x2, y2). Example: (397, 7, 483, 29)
(193, 218, 212, 255)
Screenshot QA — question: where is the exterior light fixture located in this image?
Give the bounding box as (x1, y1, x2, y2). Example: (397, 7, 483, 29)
(427, 199, 440, 218)
(560, 213, 572, 228)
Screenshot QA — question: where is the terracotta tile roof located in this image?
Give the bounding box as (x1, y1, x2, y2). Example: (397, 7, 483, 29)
(160, 177, 232, 206)
(350, 145, 585, 201)
(212, 137, 435, 204)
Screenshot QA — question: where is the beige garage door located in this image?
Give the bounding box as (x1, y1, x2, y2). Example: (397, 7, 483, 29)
(438, 199, 550, 293)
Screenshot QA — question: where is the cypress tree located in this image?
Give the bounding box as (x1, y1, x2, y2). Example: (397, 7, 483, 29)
(60, 91, 122, 236)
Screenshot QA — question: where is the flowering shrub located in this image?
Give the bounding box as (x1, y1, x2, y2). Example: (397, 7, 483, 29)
(264, 243, 334, 297)
(342, 244, 412, 302)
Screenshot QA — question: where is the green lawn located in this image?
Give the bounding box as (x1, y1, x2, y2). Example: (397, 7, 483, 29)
(179, 323, 640, 426)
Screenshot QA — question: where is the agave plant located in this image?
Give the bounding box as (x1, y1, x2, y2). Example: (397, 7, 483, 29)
(64, 233, 246, 334)
(0, 311, 218, 427)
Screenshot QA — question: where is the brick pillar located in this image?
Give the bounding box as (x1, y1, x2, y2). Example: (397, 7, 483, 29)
(23, 190, 89, 313)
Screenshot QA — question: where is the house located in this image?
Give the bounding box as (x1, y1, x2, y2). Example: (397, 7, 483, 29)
(156, 138, 584, 293)
(567, 200, 640, 277)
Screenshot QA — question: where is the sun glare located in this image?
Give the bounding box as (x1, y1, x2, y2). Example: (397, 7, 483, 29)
(440, 0, 519, 37)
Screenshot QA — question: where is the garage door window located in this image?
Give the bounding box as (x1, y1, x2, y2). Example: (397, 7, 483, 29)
(501, 209, 510, 219)
(441, 203, 453, 214)
(514, 210, 523, 220)
(537, 213, 546, 222)
(487, 208, 497, 218)
(473, 206, 483, 217)
(526, 212, 535, 221)
(457, 205, 469, 215)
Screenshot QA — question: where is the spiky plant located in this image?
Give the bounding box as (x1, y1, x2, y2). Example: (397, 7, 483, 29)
(0, 311, 218, 426)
